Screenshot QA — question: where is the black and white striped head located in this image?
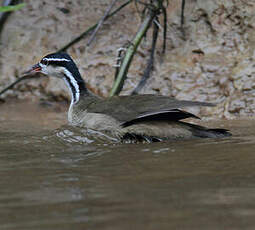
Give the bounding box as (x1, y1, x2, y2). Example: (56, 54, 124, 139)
(25, 52, 87, 103)
(39, 52, 74, 77)
(26, 52, 80, 78)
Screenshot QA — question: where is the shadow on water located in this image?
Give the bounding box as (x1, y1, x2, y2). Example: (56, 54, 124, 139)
(0, 101, 255, 230)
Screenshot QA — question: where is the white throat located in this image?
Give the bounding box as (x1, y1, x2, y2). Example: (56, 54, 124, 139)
(62, 68, 81, 123)
(63, 68, 80, 105)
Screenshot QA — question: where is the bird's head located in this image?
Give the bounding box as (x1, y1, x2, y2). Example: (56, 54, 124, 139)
(24, 52, 87, 101)
(24, 52, 80, 79)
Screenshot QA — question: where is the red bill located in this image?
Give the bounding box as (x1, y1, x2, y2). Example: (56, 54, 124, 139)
(22, 63, 41, 76)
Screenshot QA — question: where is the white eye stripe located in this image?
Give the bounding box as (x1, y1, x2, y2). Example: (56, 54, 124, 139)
(43, 58, 71, 62)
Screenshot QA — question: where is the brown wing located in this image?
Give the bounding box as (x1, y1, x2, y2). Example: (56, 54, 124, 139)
(85, 94, 214, 125)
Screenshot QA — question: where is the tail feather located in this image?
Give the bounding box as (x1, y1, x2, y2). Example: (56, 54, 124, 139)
(204, 128, 232, 138)
(186, 124, 232, 138)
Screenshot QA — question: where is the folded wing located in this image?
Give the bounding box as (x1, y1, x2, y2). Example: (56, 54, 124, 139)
(86, 95, 214, 127)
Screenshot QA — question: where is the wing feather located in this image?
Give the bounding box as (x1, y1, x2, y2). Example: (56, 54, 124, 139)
(84, 94, 213, 125)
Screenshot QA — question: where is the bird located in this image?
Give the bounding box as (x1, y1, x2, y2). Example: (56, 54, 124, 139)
(23, 52, 231, 142)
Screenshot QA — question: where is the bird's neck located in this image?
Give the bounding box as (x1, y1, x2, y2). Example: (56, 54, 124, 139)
(62, 68, 89, 105)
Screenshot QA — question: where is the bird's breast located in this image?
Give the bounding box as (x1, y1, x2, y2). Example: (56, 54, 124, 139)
(69, 105, 121, 133)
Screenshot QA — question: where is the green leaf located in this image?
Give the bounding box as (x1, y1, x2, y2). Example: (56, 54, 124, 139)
(0, 3, 25, 12)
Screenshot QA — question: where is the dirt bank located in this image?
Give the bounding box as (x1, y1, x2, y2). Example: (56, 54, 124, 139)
(0, 0, 254, 119)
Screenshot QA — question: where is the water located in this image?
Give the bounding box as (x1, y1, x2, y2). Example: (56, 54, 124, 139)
(1, 101, 255, 230)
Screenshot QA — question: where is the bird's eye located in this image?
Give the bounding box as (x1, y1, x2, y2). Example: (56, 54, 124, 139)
(40, 59, 49, 66)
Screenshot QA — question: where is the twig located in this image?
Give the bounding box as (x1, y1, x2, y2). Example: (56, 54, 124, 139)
(161, 5, 167, 55)
(180, 0, 186, 38)
(58, 0, 131, 52)
(181, 0, 185, 27)
(110, 0, 168, 96)
(0, 75, 40, 97)
(114, 47, 127, 81)
(132, 16, 159, 95)
(87, 0, 118, 47)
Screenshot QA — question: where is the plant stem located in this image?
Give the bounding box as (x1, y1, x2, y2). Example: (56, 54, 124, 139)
(109, 12, 154, 96)
(132, 17, 159, 95)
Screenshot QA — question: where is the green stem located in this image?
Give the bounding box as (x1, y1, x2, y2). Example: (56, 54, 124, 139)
(110, 13, 154, 96)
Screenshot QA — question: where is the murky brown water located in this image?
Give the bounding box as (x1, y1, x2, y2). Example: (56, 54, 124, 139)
(1, 101, 255, 230)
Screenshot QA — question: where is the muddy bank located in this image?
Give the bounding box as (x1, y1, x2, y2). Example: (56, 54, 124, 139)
(0, 0, 254, 118)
